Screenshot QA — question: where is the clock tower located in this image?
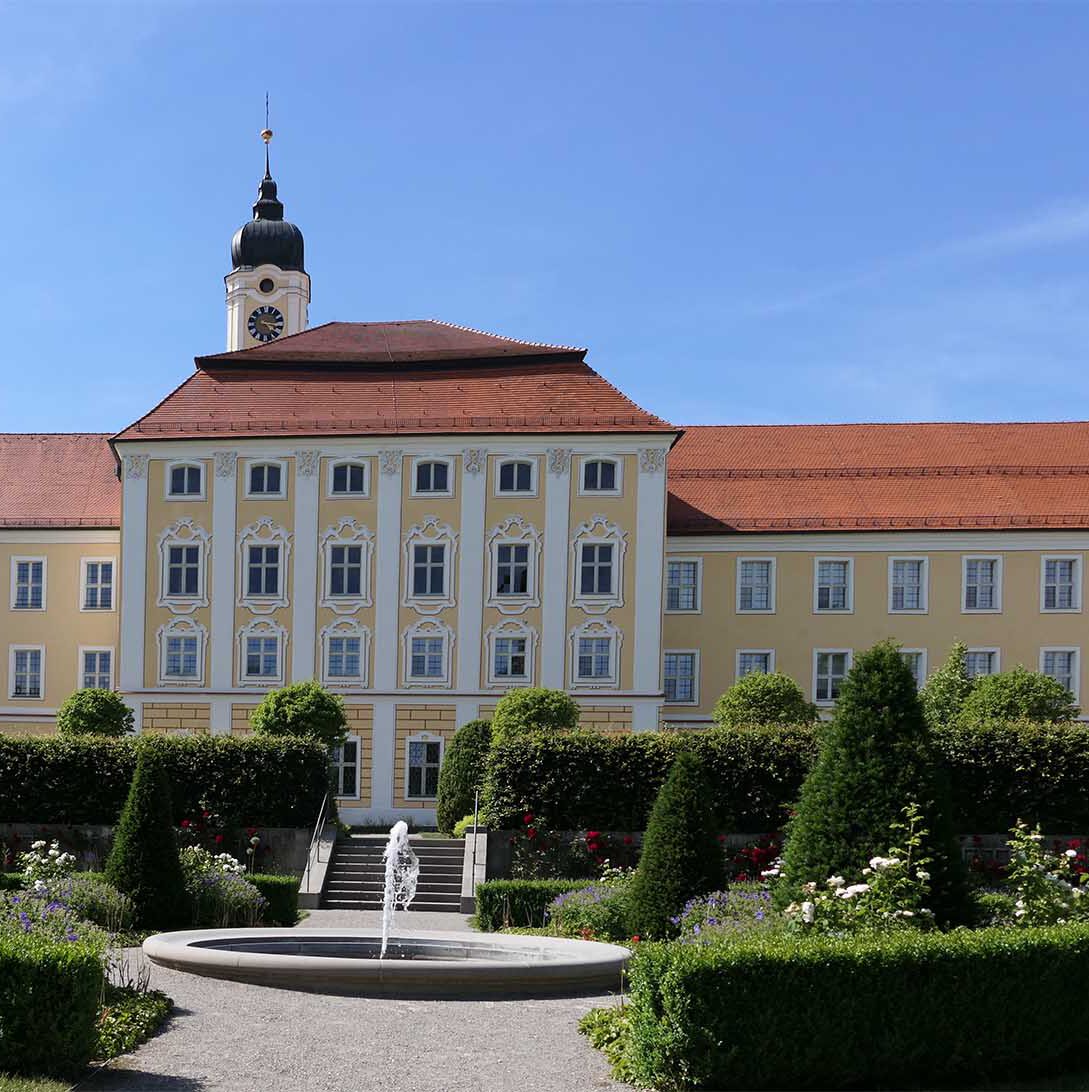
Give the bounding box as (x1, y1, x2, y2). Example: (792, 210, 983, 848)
(225, 130, 310, 351)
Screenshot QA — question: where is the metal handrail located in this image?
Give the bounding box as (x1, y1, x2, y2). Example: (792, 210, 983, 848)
(303, 792, 330, 890)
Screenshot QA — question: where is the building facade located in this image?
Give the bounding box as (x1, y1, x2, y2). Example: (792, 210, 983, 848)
(4, 159, 1089, 822)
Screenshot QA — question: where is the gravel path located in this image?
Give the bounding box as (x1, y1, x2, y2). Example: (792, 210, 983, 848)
(78, 912, 631, 1092)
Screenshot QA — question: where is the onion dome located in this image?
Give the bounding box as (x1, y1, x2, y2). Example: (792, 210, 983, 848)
(230, 136, 305, 272)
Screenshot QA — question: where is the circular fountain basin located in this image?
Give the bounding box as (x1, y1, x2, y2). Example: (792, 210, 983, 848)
(142, 928, 631, 998)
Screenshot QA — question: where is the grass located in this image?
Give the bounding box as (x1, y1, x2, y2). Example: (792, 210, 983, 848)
(0, 1076, 71, 1092)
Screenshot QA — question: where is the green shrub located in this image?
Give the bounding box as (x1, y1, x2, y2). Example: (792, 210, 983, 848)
(249, 873, 300, 925)
(61, 873, 136, 933)
(780, 641, 967, 924)
(920, 641, 974, 728)
(958, 666, 1080, 725)
(616, 925, 1089, 1090)
(0, 929, 103, 1076)
(96, 983, 172, 1061)
(579, 1006, 636, 1086)
(626, 751, 724, 938)
(475, 879, 590, 931)
(452, 814, 477, 838)
(711, 672, 817, 728)
(0, 734, 328, 826)
(548, 880, 632, 941)
(56, 688, 134, 737)
(490, 687, 580, 748)
(0, 873, 23, 890)
(105, 745, 189, 930)
(436, 719, 492, 834)
(180, 847, 265, 927)
(250, 680, 347, 748)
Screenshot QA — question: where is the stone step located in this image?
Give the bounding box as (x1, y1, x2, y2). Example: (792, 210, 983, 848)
(320, 898, 463, 913)
(326, 881, 462, 895)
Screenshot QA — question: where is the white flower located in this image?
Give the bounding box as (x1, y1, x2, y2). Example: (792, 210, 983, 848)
(827, 875, 846, 888)
(761, 867, 780, 878)
(1029, 833, 1044, 842)
(1015, 899, 1025, 909)
(802, 881, 818, 894)
(861, 867, 872, 876)
(900, 910, 914, 918)
(801, 901, 815, 924)
(48, 848, 60, 857)
(915, 869, 930, 882)
(31, 840, 46, 851)
(32, 879, 47, 894)
(1066, 849, 1078, 858)
(844, 883, 870, 898)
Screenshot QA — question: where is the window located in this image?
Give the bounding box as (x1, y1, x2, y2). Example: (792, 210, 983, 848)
(485, 620, 537, 687)
(329, 460, 368, 497)
(1041, 648, 1079, 698)
(81, 648, 112, 689)
(578, 637, 613, 680)
(328, 545, 363, 598)
(814, 650, 851, 705)
(246, 461, 284, 498)
(246, 545, 280, 598)
(327, 635, 362, 680)
(411, 637, 444, 678)
(413, 460, 451, 496)
(963, 557, 1001, 612)
(579, 544, 613, 596)
(333, 737, 360, 797)
(167, 462, 203, 498)
(9, 647, 43, 699)
(666, 559, 701, 612)
(158, 520, 210, 610)
(413, 544, 446, 597)
(236, 518, 291, 613)
(889, 558, 927, 613)
(1042, 556, 1081, 612)
(737, 650, 774, 678)
(569, 620, 621, 687)
(486, 517, 541, 615)
(321, 621, 370, 687)
(737, 558, 774, 613)
(406, 736, 443, 799)
(496, 459, 535, 495)
(581, 458, 620, 495)
(402, 620, 454, 686)
(570, 517, 627, 613)
(237, 620, 286, 686)
(815, 559, 852, 612)
(965, 648, 999, 678)
(81, 559, 114, 610)
(157, 617, 207, 685)
(167, 545, 201, 597)
(900, 649, 927, 689)
(245, 636, 279, 679)
(165, 636, 199, 678)
(11, 558, 44, 610)
(494, 637, 528, 680)
(320, 518, 374, 613)
(495, 544, 529, 597)
(663, 651, 698, 704)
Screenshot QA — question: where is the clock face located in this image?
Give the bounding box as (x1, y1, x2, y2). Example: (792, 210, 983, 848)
(248, 305, 285, 343)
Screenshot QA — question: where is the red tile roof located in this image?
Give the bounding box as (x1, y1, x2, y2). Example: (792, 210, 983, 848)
(668, 423, 1089, 533)
(0, 434, 120, 529)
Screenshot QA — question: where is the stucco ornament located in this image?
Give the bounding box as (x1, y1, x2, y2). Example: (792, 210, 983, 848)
(462, 448, 486, 476)
(547, 448, 572, 475)
(214, 451, 238, 479)
(639, 448, 667, 474)
(295, 450, 321, 477)
(379, 450, 404, 476)
(123, 454, 150, 479)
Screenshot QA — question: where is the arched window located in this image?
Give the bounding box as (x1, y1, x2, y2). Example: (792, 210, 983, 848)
(166, 461, 205, 499)
(328, 460, 368, 497)
(245, 460, 287, 499)
(580, 458, 621, 495)
(412, 459, 453, 497)
(495, 458, 536, 495)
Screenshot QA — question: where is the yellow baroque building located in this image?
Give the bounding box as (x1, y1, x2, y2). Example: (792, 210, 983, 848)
(4, 160, 1089, 822)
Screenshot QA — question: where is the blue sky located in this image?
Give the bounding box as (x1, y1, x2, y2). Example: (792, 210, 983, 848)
(2, 1, 1089, 433)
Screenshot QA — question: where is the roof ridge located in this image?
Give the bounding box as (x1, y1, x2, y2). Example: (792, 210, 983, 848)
(426, 317, 585, 354)
(679, 420, 1089, 430)
(0, 431, 114, 439)
(671, 465, 1089, 480)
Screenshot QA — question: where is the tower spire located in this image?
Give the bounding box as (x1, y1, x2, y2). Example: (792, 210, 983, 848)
(261, 93, 272, 180)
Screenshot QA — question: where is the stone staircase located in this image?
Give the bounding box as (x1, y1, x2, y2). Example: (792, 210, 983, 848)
(319, 834, 464, 912)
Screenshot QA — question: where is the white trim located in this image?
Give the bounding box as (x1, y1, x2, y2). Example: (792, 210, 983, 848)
(485, 516, 541, 615)
(662, 648, 700, 706)
(242, 458, 288, 500)
(961, 555, 1003, 613)
(9, 555, 46, 611)
(157, 520, 211, 614)
(78, 556, 117, 612)
(888, 556, 929, 614)
(164, 460, 206, 501)
(1040, 554, 1083, 613)
(492, 456, 539, 498)
(409, 457, 455, 499)
(570, 515, 627, 614)
(236, 517, 292, 615)
(320, 619, 371, 688)
(401, 517, 458, 615)
(77, 645, 115, 690)
(813, 557, 854, 614)
(119, 460, 148, 690)
(156, 616, 208, 687)
(8, 644, 45, 701)
(374, 453, 403, 690)
(210, 451, 238, 691)
(965, 646, 1001, 678)
(325, 458, 371, 499)
(484, 618, 538, 688)
(736, 648, 776, 679)
(455, 457, 488, 690)
(237, 618, 288, 687)
(664, 556, 703, 614)
(403, 731, 445, 801)
(569, 617, 623, 689)
(1040, 646, 1081, 702)
(542, 450, 572, 687)
(319, 518, 375, 614)
(576, 456, 623, 497)
(899, 647, 928, 689)
(634, 450, 667, 702)
(401, 618, 455, 688)
(291, 455, 320, 681)
(813, 648, 853, 706)
(735, 556, 776, 614)
(334, 733, 363, 798)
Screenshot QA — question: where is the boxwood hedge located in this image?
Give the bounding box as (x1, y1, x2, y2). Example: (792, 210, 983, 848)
(475, 879, 590, 931)
(0, 735, 328, 827)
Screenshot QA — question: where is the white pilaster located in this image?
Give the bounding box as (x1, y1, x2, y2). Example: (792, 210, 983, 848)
(210, 452, 238, 691)
(371, 700, 396, 811)
(209, 696, 232, 735)
(542, 448, 572, 688)
(374, 451, 403, 690)
(119, 453, 149, 692)
(291, 450, 321, 681)
(634, 447, 669, 698)
(456, 448, 487, 691)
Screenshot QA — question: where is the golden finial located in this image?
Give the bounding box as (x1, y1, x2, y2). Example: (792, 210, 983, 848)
(261, 128, 273, 144)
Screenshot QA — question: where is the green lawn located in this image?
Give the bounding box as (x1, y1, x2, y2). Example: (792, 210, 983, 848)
(0, 1076, 71, 1092)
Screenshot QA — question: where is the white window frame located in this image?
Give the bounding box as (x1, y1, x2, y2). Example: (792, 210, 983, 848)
(568, 618, 623, 689)
(813, 648, 853, 706)
(665, 556, 703, 614)
(243, 458, 288, 500)
(1041, 555, 1082, 614)
(156, 616, 208, 687)
(78, 645, 114, 690)
(899, 648, 928, 689)
(663, 648, 700, 706)
(164, 460, 206, 501)
(965, 647, 1001, 679)
(320, 619, 371, 688)
(333, 734, 362, 798)
(404, 732, 445, 800)
(570, 516, 627, 614)
(320, 517, 374, 614)
(237, 618, 288, 687)
(326, 458, 370, 499)
(736, 649, 776, 679)
(577, 456, 623, 497)
(888, 556, 929, 615)
(485, 516, 541, 615)
(10, 556, 46, 611)
(8, 644, 45, 701)
(493, 456, 539, 498)
(1040, 646, 1081, 702)
(409, 457, 455, 498)
(484, 619, 538, 688)
(79, 556, 116, 612)
(813, 557, 854, 614)
(736, 557, 776, 614)
(962, 555, 1003, 613)
(157, 519, 210, 613)
(402, 619, 455, 688)
(402, 517, 458, 615)
(237, 517, 292, 614)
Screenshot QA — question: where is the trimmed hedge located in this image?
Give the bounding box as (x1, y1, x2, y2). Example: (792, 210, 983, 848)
(622, 925, 1089, 1090)
(475, 879, 590, 931)
(0, 735, 328, 827)
(250, 873, 300, 925)
(0, 930, 103, 1076)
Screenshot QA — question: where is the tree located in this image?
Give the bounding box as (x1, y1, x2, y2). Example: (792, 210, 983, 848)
(957, 666, 1079, 725)
(436, 719, 493, 834)
(105, 743, 189, 929)
(490, 688, 580, 748)
(250, 681, 347, 748)
(920, 643, 974, 729)
(56, 688, 134, 737)
(625, 750, 725, 938)
(712, 672, 817, 728)
(779, 641, 967, 925)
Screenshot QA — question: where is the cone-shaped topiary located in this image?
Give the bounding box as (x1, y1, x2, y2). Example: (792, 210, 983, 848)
(779, 641, 967, 924)
(625, 749, 725, 938)
(105, 742, 189, 929)
(436, 719, 492, 834)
